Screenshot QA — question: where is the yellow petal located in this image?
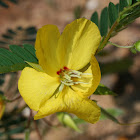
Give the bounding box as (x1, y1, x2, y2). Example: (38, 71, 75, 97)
(18, 67, 59, 111)
(57, 18, 101, 70)
(35, 25, 60, 77)
(34, 87, 100, 124)
(72, 56, 101, 98)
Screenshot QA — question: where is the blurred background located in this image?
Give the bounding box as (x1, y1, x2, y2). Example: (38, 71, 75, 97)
(0, 0, 140, 140)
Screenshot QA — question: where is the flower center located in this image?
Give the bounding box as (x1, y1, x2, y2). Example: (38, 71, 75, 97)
(57, 67, 91, 92)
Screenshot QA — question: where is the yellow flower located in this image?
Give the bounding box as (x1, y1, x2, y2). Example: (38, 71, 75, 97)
(18, 18, 101, 124)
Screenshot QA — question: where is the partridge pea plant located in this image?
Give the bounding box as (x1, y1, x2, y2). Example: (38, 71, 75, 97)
(0, 0, 140, 137)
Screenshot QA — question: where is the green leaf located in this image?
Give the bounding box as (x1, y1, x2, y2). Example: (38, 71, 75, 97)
(100, 108, 123, 121)
(26, 61, 43, 72)
(9, 45, 37, 63)
(100, 7, 108, 36)
(94, 84, 117, 96)
(0, 48, 24, 63)
(127, 0, 132, 5)
(0, 55, 14, 66)
(115, 2, 140, 32)
(108, 2, 118, 28)
(91, 12, 99, 27)
(57, 113, 81, 132)
(116, 4, 120, 16)
(23, 44, 36, 58)
(119, 0, 129, 11)
(0, 44, 38, 74)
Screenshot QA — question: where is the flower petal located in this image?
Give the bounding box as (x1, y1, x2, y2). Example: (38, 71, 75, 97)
(57, 18, 101, 70)
(72, 56, 101, 98)
(18, 67, 59, 111)
(34, 87, 100, 124)
(35, 25, 60, 77)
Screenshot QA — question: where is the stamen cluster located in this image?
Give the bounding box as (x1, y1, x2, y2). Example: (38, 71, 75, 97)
(57, 67, 90, 92)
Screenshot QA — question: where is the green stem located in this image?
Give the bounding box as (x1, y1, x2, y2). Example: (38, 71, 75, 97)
(101, 107, 140, 125)
(24, 129, 30, 140)
(97, 21, 118, 54)
(96, 2, 140, 54)
(108, 41, 133, 48)
(34, 120, 42, 140)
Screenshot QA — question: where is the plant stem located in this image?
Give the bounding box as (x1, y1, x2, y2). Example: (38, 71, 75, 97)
(97, 21, 118, 54)
(43, 118, 60, 127)
(33, 120, 42, 140)
(4, 94, 21, 102)
(108, 41, 132, 48)
(25, 129, 30, 140)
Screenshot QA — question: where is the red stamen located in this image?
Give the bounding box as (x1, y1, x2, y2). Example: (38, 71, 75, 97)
(57, 69, 63, 75)
(64, 66, 69, 70)
(59, 69, 63, 73)
(57, 71, 60, 75)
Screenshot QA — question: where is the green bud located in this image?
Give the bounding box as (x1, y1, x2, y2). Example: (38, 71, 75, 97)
(134, 40, 140, 52)
(130, 48, 137, 54)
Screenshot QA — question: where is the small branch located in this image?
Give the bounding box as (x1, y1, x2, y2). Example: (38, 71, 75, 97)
(42, 118, 53, 127)
(97, 21, 118, 53)
(27, 110, 33, 129)
(42, 118, 60, 127)
(108, 41, 132, 48)
(4, 94, 21, 102)
(33, 120, 42, 140)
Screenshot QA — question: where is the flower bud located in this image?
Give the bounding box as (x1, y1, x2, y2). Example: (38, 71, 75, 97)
(134, 40, 140, 52)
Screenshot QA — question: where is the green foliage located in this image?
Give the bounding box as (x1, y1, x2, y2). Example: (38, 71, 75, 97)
(119, 0, 129, 11)
(94, 84, 117, 96)
(0, 44, 38, 74)
(115, 1, 140, 33)
(108, 2, 118, 28)
(100, 108, 123, 121)
(130, 40, 140, 53)
(91, 12, 99, 27)
(0, 0, 18, 8)
(57, 112, 81, 132)
(91, 0, 140, 38)
(127, 0, 132, 5)
(100, 7, 108, 36)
